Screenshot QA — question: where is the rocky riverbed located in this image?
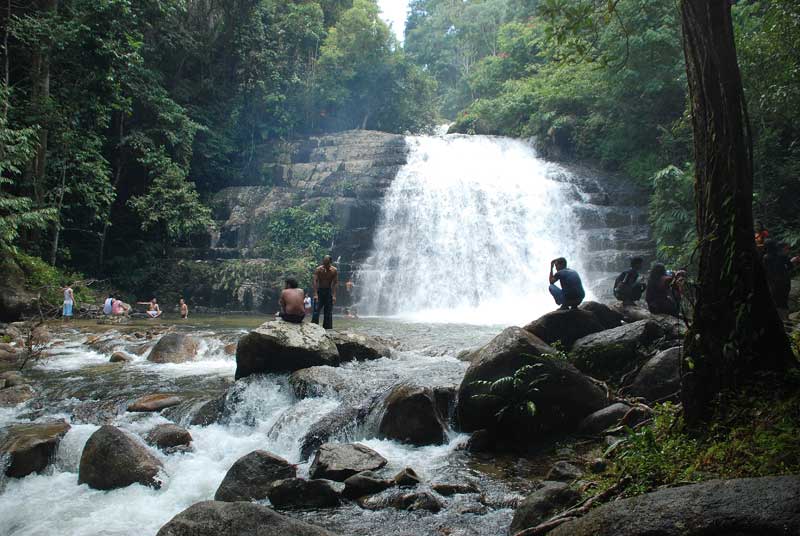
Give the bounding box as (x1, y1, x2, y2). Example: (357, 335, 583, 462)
(1, 307, 798, 536)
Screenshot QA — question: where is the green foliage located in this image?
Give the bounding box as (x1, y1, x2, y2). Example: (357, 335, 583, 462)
(470, 359, 549, 425)
(649, 165, 696, 266)
(14, 252, 96, 307)
(604, 390, 800, 497)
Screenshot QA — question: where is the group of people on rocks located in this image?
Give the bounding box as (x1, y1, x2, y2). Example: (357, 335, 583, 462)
(548, 225, 798, 317)
(278, 255, 356, 329)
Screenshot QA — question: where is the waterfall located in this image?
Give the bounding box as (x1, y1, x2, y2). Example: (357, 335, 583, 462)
(357, 134, 591, 324)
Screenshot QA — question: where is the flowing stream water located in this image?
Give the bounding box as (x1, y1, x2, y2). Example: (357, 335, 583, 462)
(0, 133, 648, 535)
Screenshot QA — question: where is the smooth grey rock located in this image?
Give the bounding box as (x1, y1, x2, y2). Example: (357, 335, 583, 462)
(571, 320, 664, 382)
(549, 476, 800, 536)
(148, 333, 199, 364)
(78, 425, 163, 490)
(289, 367, 347, 399)
(145, 424, 192, 452)
(331, 331, 391, 362)
(235, 321, 339, 379)
(309, 443, 387, 482)
(342, 471, 394, 499)
(627, 346, 682, 403)
(456, 327, 608, 440)
(156, 501, 336, 536)
(267, 478, 341, 509)
(524, 308, 606, 348)
(214, 450, 296, 502)
(510, 481, 582, 534)
(1, 420, 71, 478)
(546, 461, 583, 482)
(378, 384, 446, 446)
(577, 402, 631, 435)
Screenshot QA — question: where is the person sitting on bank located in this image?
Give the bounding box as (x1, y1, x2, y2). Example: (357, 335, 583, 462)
(112, 297, 129, 316)
(645, 264, 678, 317)
(614, 257, 647, 305)
(548, 257, 585, 310)
(279, 277, 306, 324)
(103, 294, 114, 315)
(312, 255, 338, 329)
(179, 298, 189, 319)
(137, 298, 162, 319)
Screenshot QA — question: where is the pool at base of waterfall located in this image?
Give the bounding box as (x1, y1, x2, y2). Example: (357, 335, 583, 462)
(0, 317, 562, 536)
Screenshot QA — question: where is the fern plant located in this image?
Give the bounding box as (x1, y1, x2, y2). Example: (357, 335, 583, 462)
(470, 361, 550, 425)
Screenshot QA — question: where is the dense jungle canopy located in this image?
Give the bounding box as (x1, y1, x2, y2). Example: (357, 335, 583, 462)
(1, 0, 798, 295)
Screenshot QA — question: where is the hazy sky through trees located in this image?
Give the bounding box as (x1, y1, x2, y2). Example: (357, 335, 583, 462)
(378, 0, 409, 41)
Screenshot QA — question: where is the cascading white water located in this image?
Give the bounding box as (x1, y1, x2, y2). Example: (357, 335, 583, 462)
(357, 134, 589, 324)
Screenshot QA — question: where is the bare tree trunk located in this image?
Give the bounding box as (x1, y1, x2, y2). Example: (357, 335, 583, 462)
(49, 163, 66, 265)
(2, 0, 10, 122)
(679, 0, 795, 423)
(99, 113, 125, 268)
(31, 0, 58, 201)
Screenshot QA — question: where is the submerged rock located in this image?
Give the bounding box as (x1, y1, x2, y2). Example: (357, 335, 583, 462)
(128, 394, 183, 413)
(570, 320, 664, 382)
(235, 321, 339, 379)
(156, 501, 337, 536)
(267, 478, 341, 509)
(289, 367, 347, 399)
(189, 394, 227, 426)
(378, 383, 447, 446)
(214, 450, 296, 502)
(431, 481, 479, 496)
(393, 467, 422, 487)
(148, 333, 199, 364)
(456, 327, 608, 441)
(331, 331, 391, 362)
(109, 351, 133, 363)
(1, 420, 71, 478)
(78, 425, 163, 490)
(524, 309, 605, 348)
(145, 424, 192, 452)
(309, 442, 388, 482)
(549, 476, 800, 536)
(343, 471, 394, 499)
(510, 481, 582, 535)
(0, 384, 35, 407)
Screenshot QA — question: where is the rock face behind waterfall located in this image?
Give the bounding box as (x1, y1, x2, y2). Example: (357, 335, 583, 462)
(235, 321, 339, 379)
(456, 327, 608, 443)
(549, 476, 800, 536)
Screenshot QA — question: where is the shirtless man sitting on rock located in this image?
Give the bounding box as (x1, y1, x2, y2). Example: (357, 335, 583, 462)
(279, 277, 306, 324)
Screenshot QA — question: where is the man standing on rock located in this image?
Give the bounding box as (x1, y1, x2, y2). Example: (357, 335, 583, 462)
(549, 257, 585, 310)
(312, 255, 338, 329)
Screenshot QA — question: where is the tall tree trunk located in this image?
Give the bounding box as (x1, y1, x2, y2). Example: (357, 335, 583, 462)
(679, 0, 795, 423)
(2, 0, 10, 122)
(49, 163, 66, 265)
(99, 113, 125, 268)
(31, 0, 58, 201)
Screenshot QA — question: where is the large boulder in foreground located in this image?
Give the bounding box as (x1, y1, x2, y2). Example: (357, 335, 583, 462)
(524, 309, 606, 348)
(235, 321, 339, 379)
(78, 425, 163, 490)
(214, 450, 296, 502)
(510, 481, 582, 535)
(378, 383, 447, 446)
(309, 442, 388, 481)
(579, 301, 624, 330)
(156, 501, 336, 536)
(570, 320, 664, 382)
(331, 331, 391, 362)
(549, 476, 800, 536)
(456, 327, 607, 439)
(1, 420, 71, 478)
(148, 333, 199, 364)
(626, 346, 682, 403)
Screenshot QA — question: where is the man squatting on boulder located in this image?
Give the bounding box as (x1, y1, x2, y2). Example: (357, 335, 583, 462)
(549, 257, 586, 310)
(312, 255, 338, 329)
(279, 278, 306, 323)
